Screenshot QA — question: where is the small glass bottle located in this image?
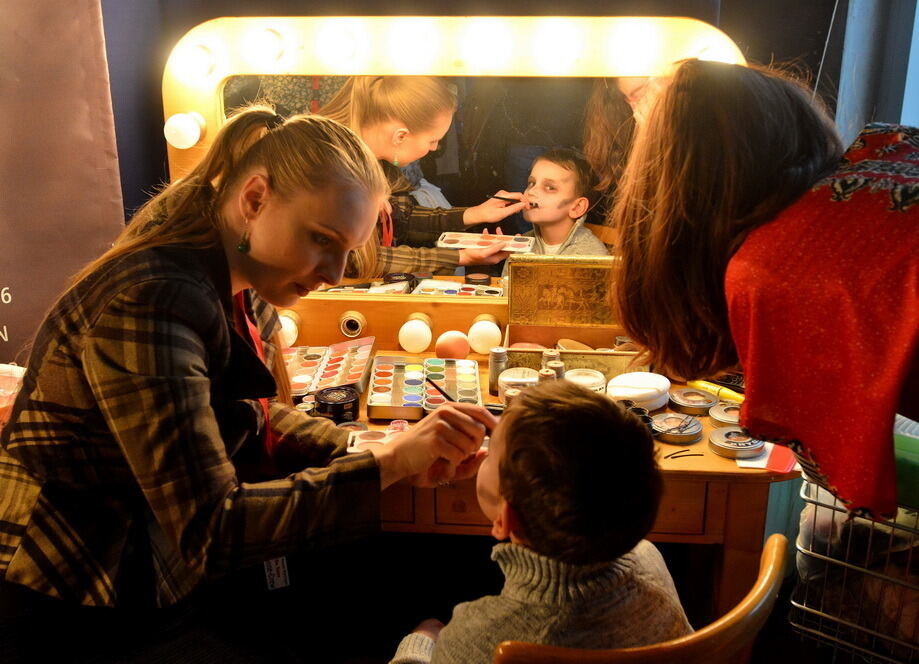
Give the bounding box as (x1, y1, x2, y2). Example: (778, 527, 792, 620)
(488, 346, 508, 396)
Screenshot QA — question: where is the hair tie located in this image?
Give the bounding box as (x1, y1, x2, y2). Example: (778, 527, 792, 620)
(266, 113, 285, 130)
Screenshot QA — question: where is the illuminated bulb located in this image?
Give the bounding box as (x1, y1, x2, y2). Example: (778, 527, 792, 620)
(467, 314, 502, 355)
(278, 310, 301, 348)
(398, 313, 432, 354)
(435, 331, 470, 359)
(461, 18, 512, 72)
(163, 112, 205, 150)
(244, 28, 285, 69)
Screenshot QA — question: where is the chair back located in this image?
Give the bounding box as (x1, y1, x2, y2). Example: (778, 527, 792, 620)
(494, 533, 787, 664)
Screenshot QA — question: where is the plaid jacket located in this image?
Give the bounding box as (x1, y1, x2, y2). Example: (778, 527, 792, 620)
(0, 243, 380, 607)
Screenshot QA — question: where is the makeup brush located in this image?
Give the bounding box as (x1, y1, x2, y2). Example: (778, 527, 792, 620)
(425, 375, 456, 402)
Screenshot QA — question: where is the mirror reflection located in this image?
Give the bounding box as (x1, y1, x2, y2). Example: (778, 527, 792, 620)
(224, 75, 640, 279)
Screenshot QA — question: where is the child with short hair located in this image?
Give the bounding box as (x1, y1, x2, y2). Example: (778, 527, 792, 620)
(391, 381, 692, 664)
(518, 147, 610, 257)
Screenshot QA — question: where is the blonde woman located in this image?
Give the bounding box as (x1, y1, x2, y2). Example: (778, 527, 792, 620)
(319, 76, 526, 277)
(0, 108, 494, 657)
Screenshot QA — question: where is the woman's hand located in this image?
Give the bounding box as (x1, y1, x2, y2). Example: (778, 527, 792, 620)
(369, 403, 496, 490)
(462, 190, 526, 225)
(458, 228, 511, 266)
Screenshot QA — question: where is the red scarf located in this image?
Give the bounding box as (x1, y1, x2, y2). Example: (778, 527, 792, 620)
(233, 292, 280, 464)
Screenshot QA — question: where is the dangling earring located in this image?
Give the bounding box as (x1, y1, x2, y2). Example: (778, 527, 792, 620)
(236, 220, 251, 253)
(393, 149, 400, 168)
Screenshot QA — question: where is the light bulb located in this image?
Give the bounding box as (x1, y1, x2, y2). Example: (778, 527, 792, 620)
(163, 112, 205, 150)
(467, 314, 502, 354)
(398, 314, 432, 353)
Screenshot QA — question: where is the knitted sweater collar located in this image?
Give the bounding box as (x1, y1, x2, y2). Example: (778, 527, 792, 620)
(492, 542, 632, 606)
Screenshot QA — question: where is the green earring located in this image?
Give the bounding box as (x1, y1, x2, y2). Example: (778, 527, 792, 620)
(393, 149, 400, 168)
(236, 229, 250, 253)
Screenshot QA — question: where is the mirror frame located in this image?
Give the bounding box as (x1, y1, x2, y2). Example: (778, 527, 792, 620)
(162, 15, 744, 180)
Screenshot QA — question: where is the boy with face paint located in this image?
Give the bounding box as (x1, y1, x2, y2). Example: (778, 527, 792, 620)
(390, 381, 691, 664)
(519, 148, 609, 257)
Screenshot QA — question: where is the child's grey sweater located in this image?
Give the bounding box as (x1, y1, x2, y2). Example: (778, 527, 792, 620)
(391, 540, 692, 664)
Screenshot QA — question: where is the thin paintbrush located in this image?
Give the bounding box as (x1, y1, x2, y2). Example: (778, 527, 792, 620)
(425, 375, 456, 402)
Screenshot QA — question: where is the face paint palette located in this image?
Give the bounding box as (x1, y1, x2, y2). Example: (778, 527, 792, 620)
(284, 336, 375, 398)
(411, 279, 504, 297)
(436, 232, 535, 253)
(366, 356, 483, 420)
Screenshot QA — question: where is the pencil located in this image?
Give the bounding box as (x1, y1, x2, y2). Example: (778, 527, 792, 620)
(425, 375, 456, 402)
(490, 194, 521, 203)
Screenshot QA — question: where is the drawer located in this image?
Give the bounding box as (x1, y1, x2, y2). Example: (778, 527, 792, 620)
(435, 480, 491, 526)
(381, 483, 415, 523)
(651, 479, 707, 535)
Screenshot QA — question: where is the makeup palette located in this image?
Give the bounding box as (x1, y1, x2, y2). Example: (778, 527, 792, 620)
(284, 337, 375, 397)
(411, 279, 504, 297)
(436, 232, 535, 253)
(322, 282, 412, 294)
(367, 356, 482, 420)
(709, 402, 742, 426)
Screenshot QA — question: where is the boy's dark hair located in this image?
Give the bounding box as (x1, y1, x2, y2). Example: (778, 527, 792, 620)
(500, 380, 662, 565)
(535, 147, 597, 201)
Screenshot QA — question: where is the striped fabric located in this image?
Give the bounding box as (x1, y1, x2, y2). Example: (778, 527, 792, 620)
(0, 243, 381, 607)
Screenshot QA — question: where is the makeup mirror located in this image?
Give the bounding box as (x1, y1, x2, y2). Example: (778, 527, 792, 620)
(162, 16, 745, 346)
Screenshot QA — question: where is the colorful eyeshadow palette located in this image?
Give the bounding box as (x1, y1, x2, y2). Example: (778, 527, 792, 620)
(366, 356, 483, 421)
(323, 282, 412, 294)
(411, 279, 504, 297)
(436, 232, 535, 253)
(284, 336, 375, 397)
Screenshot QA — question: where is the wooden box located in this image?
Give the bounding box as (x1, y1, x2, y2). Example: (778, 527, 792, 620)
(503, 254, 645, 380)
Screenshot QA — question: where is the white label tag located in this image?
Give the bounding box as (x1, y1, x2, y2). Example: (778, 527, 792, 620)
(263, 556, 290, 590)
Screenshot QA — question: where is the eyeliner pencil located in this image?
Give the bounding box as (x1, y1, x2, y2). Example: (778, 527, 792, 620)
(490, 195, 520, 203)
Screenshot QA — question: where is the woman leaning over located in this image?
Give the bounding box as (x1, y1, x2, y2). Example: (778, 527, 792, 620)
(318, 76, 526, 277)
(0, 109, 493, 656)
(613, 59, 918, 517)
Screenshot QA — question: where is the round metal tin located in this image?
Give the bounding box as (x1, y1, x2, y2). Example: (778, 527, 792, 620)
(709, 401, 742, 426)
(669, 388, 719, 415)
(708, 426, 766, 459)
(651, 412, 703, 444)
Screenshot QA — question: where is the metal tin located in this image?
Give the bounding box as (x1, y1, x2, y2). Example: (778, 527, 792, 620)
(465, 272, 491, 286)
(563, 368, 606, 393)
(540, 349, 560, 369)
(651, 412, 703, 444)
(545, 360, 566, 379)
(503, 387, 522, 405)
(538, 368, 556, 382)
(709, 401, 742, 426)
(669, 387, 719, 415)
(708, 427, 766, 459)
(315, 386, 360, 424)
(488, 346, 509, 396)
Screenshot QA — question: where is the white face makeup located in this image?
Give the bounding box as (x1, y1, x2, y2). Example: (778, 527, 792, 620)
(522, 159, 582, 224)
(233, 178, 380, 307)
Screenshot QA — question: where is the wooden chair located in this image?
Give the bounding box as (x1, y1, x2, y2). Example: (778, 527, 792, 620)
(494, 533, 788, 664)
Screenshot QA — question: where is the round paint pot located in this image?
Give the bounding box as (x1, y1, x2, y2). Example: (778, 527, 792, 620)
(710, 401, 742, 426)
(563, 368, 606, 393)
(465, 273, 491, 286)
(295, 401, 315, 416)
(669, 388, 719, 415)
(606, 372, 670, 411)
(651, 412, 703, 444)
(708, 427, 765, 459)
(498, 367, 539, 403)
(315, 386, 360, 424)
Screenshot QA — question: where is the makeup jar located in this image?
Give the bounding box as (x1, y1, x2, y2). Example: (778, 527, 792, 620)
(606, 372, 670, 411)
(708, 427, 765, 459)
(669, 388, 719, 415)
(315, 386, 360, 424)
(497, 367, 539, 403)
(651, 412, 703, 444)
(563, 368, 607, 393)
(709, 402, 742, 426)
